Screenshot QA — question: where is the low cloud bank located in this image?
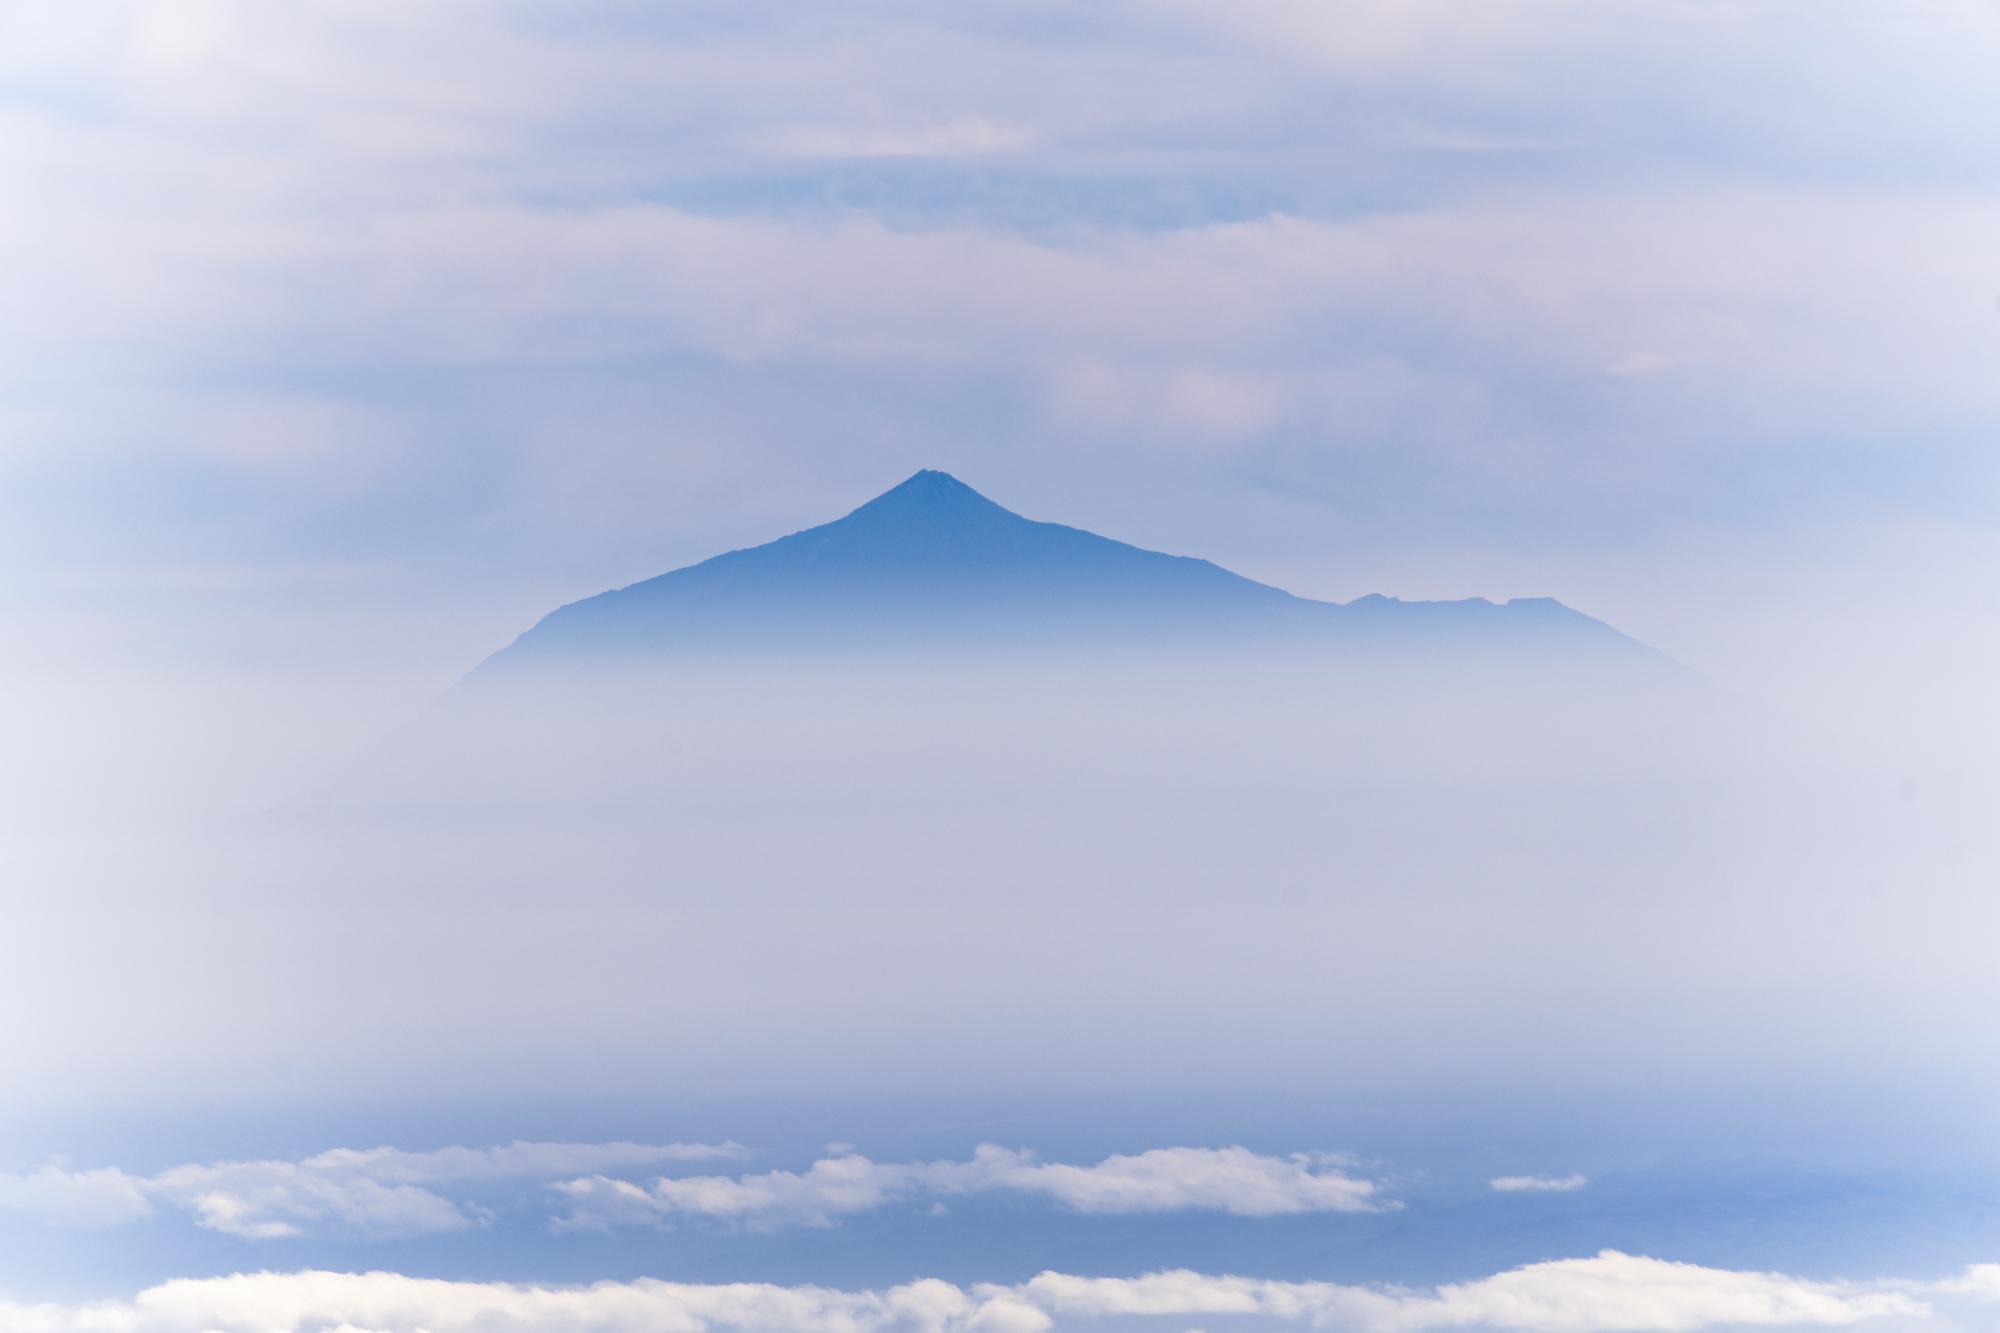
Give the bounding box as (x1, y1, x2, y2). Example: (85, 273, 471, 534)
(3, 1252, 1991, 1333)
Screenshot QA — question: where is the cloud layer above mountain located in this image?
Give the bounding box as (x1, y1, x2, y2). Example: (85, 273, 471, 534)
(4, 0, 1996, 691)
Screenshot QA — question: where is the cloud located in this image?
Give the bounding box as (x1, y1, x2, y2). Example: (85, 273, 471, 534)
(0, 1253, 1977, 1333)
(1424, 1251, 1925, 1331)
(556, 1144, 1382, 1232)
(22, 182, 1991, 468)
(0, 1140, 744, 1241)
(152, 1164, 471, 1241)
(285, 1141, 746, 1184)
(0, 1164, 153, 1228)
(7, 4, 1998, 453)
(750, 116, 1031, 159)
(1140, 0, 1561, 81)
(1025, 1253, 1933, 1330)
(1491, 1173, 1589, 1193)
(0, 1270, 1050, 1333)
(0, 1140, 1377, 1240)
(152, 1140, 748, 1241)
(7, 0, 2000, 598)
(558, 1151, 925, 1232)
(986, 1145, 1380, 1216)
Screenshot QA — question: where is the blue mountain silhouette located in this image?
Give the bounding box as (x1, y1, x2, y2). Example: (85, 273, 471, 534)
(479, 470, 1664, 671)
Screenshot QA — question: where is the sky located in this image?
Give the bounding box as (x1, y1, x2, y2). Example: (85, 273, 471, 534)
(4, 3, 2000, 1330)
(3, 2, 1998, 731)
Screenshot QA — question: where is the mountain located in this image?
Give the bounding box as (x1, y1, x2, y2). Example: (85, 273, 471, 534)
(476, 470, 1666, 674)
(335, 470, 1696, 814)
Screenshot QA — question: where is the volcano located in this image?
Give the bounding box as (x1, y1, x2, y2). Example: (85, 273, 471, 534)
(475, 470, 1665, 673)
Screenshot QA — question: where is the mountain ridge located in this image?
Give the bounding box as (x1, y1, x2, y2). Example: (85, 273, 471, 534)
(474, 470, 1670, 674)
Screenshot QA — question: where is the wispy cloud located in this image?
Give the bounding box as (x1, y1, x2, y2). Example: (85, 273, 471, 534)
(749, 116, 1031, 159)
(1, 1252, 1981, 1332)
(1491, 1173, 1590, 1193)
(0, 1141, 1378, 1240)
(0, 1164, 153, 1229)
(0, 1141, 745, 1241)
(556, 1143, 1383, 1233)
(6, 0, 1998, 578)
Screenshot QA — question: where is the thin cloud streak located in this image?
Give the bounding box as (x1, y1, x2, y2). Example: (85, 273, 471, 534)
(1491, 1173, 1590, 1193)
(0, 1141, 746, 1241)
(0, 1141, 1383, 1241)
(748, 116, 1032, 159)
(557, 1144, 1385, 1233)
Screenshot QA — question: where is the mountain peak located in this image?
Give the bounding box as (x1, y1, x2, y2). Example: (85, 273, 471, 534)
(475, 469, 1667, 675)
(841, 469, 1015, 528)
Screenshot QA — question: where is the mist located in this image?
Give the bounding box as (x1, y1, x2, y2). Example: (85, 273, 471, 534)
(7, 646, 1993, 1121)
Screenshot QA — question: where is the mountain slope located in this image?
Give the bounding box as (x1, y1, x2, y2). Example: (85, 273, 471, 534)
(477, 470, 1666, 672)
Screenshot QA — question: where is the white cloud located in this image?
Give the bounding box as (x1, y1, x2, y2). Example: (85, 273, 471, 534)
(0, 1140, 1379, 1240)
(0, 1140, 744, 1241)
(556, 1144, 1381, 1232)
(0, 1252, 1978, 1333)
(1422, 1251, 1926, 1331)
(1490, 1173, 1589, 1193)
(154, 1163, 475, 1241)
(1942, 1265, 2000, 1301)
(1023, 1253, 1933, 1330)
(0, 1270, 1050, 1333)
(289, 1140, 746, 1184)
(559, 1151, 926, 1232)
(0, 1164, 153, 1228)
(985, 1145, 1379, 1216)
